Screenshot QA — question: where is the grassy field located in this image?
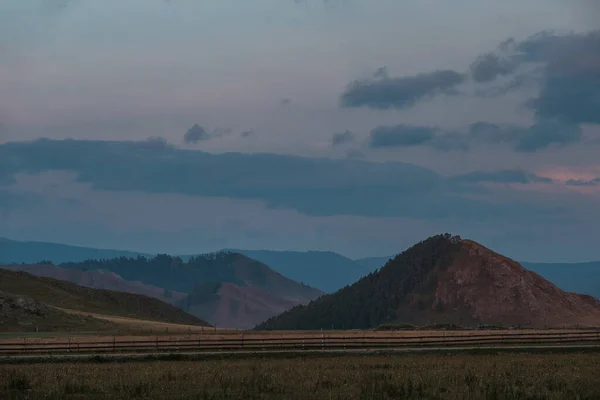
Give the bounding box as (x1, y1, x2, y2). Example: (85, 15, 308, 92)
(2, 353, 599, 399)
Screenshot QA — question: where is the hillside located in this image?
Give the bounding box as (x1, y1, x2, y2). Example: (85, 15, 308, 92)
(1, 264, 186, 304)
(522, 262, 600, 300)
(225, 249, 372, 292)
(54, 252, 322, 328)
(178, 282, 299, 329)
(0, 237, 146, 264)
(0, 291, 120, 332)
(256, 234, 600, 330)
(0, 268, 210, 330)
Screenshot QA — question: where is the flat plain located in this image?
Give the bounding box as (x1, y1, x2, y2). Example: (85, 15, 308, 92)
(2, 352, 600, 399)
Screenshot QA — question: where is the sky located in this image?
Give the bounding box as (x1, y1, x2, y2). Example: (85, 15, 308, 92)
(1, 0, 599, 261)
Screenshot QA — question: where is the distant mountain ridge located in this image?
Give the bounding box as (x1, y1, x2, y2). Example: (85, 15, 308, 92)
(354, 256, 393, 271)
(0, 237, 148, 264)
(2, 237, 600, 300)
(522, 262, 600, 300)
(257, 234, 600, 330)
(222, 249, 372, 292)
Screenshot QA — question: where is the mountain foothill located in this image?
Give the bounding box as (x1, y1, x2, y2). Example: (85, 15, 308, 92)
(2, 234, 600, 331)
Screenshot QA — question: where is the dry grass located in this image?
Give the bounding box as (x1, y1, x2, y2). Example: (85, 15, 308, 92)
(51, 306, 219, 333)
(2, 353, 600, 399)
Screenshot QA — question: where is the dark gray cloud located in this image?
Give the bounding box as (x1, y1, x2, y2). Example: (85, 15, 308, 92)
(521, 31, 600, 125)
(373, 66, 389, 80)
(340, 70, 466, 110)
(473, 30, 600, 125)
(565, 178, 600, 187)
(0, 139, 561, 221)
(183, 124, 210, 144)
(369, 125, 436, 148)
(367, 120, 582, 153)
(331, 130, 354, 146)
(533, 70, 600, 125)
(513, 120, 582, 152)
(468, 120, 582, 152)
(452, 170, 553, 185)
(183, 125, 234, 143)
(139, 137, 174, 151)
(369, 125, 469, 152)
(474, 72, 543, 97)
(468, 121, 505, 139)
(241, 130, 255, 138)
(427, 132, 470, 152)
(280, 98, 292, 106)
(470, 53, 518, 83)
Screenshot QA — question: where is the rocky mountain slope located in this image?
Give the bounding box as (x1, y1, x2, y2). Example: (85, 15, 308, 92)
(0, 237, 146, 264)
(257, 234, 600, 330)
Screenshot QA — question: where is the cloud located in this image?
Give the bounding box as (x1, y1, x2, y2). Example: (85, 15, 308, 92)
(519, 31, 600, 125)
(211, 127, 233, 138)
(472, 30, 600, 125)
(345, 149, 365, 159)
(452, 170, 553, 185)
(139, 137, 174, 151)
(372, 66, 389, 80)
(0, 138, 562, 221)
(331, 130, 354, 146)
(368, 125, 468, 152)
(183, 124, 210, 144)
(182, 125, 235, 143)
(340, 70, 466, 110)
(513, 120, 582, 152)
(470, 53, 518, 83)
(241, 130, 255, 138)
(467, 120, 583, 152)
(565, 178, 600, 187)
(367, 120, 583, 153)
(280, 98, 292, 106)
(369, 125, 436, 148)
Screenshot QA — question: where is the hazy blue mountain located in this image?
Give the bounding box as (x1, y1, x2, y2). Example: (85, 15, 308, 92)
(354, 256, 394, 271)
(220, 249, 372, 293)
(3, 237, 600, 299)
(0, 237, 148, 264)
(522, 262, 600, 300)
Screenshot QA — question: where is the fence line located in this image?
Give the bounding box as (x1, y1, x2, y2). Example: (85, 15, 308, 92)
(2, 330, 600, 356)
